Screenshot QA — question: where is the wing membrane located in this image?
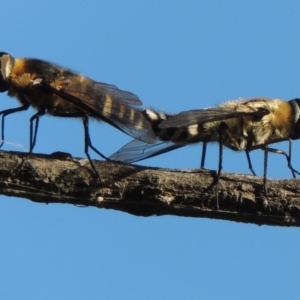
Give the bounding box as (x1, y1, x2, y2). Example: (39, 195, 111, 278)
(109, 139, 184, 163)
(92, 82, 142, 106)
(45, 77, 156, 143)
(159, 108, 269, 128)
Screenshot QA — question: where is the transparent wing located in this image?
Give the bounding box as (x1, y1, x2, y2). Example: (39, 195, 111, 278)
(159, 108, 269, 128)
(92, 81, 142, 106)
(43, 76, 156, 143)
(109, 139, 184, 163)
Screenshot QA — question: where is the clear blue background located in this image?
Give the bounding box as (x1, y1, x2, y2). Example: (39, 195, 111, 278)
(1, 1, 300, 299)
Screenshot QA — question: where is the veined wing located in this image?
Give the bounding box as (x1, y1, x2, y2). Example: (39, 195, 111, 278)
(109, 139, 184, 163)
(159, 108, 269, 128)
(42, 76, 156, 143)
(90, 81, 143, 106)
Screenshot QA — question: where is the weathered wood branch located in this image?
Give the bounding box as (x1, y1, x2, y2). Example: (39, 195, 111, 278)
(0, 150, 299, 227)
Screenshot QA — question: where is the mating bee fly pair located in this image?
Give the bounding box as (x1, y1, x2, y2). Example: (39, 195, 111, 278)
(0, 52, 300, 192)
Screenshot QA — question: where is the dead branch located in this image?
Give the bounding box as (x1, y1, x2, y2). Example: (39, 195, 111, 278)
(0, 150, 299, 227)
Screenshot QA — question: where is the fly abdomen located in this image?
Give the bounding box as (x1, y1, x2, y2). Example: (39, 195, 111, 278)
(143, 108, 210, 144)
(95, 97, 153, 136)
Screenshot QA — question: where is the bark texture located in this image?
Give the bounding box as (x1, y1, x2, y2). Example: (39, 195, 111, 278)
(0, 150, 299, 227)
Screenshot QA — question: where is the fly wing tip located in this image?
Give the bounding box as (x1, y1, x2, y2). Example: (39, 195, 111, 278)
(124, 91, 142, 106)
(133, 99, 143, 106)
(108, 154, 118, 161)
(109, 154, 135, 163)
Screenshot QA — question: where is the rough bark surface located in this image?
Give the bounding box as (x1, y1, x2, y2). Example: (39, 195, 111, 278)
(0, 150, 300, 227)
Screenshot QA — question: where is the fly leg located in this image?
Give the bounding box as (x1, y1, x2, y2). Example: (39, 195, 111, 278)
(263, 146, 269, 196)
(214, 122, 246, 209)
(261, 140, 300, 178)
(82, 116, 110, 183)
(12, 108, 46, 174)
(29, 108, 46, 153)
(200, 142, 207, 169)
(225, 145, 257, 176)
(0, 101, 30, 148)
(245, 150, 256, 176)
(215, 126, 224, 210)
(53, 111, 109, 182)
(213, 122, 228, 210)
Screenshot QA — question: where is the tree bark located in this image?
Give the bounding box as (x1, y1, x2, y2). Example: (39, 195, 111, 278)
(0, 150, 299, 227)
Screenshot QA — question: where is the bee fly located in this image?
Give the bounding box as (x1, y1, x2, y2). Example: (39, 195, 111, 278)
(110, 98, 300, 204)
(0, 52, 155, 180)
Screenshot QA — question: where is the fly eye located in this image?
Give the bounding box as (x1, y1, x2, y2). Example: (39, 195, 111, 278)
(0, 52, 8, 56)
(0, 69, 7, 92)
(0, 52, 11, 92)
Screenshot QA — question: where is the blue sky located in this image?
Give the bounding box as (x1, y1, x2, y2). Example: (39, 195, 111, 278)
(1, 1, 300, 299)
